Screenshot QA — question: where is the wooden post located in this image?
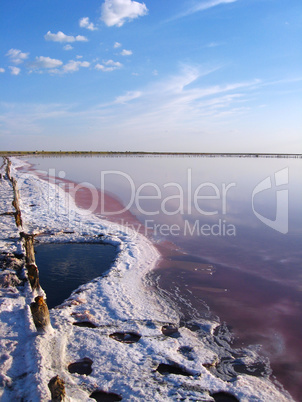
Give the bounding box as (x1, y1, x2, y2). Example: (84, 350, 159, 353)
(27, 263, 40, 290)
(11, 177, 23, 228)
(20, 233, 40, 290)
(5, 158, 12, 181)
(30, 296, 50, 330)
(21, 233, 36, 265)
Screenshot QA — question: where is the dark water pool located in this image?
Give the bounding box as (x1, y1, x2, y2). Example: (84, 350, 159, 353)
(35, 243, 116, 309)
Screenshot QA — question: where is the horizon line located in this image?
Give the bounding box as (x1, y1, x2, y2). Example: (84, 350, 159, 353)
(1, 151, 301, 158)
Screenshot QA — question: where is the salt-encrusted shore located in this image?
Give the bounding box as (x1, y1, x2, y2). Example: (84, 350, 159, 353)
(0, 156, 294, 401)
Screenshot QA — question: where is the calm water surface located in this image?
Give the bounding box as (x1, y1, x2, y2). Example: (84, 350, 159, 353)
(27, 155, 302, 399)
(35, 243, 116, 309)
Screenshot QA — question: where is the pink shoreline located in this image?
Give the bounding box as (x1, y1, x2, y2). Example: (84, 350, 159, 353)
(19, 159, 186, 246)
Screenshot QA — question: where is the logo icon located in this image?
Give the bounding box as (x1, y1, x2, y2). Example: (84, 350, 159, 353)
(252, 168, 289, 234)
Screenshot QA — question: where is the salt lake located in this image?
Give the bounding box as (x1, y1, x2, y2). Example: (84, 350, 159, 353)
(25, 154, 302, 399)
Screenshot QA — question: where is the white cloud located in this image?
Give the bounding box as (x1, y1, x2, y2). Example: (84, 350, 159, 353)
(192, 0, 237, 12)
(169, 0, 238, 21)
(29, 56, 63, 70)
(63, 60, 90, 73)
(115, 91, 142, 103)
(79, 17, 97, 31)
(95, 59, 123, 72)
(63, 44, 74, 51)
(114, 42, 122, 48)
(23, 56, 90, 74)
(120, 49, 133, 56)
(6, 49, 29, 64)
(44, 31, 88, 43)
(9, 66, 21, 75)
(101, 0, 148, 27)
(0, 68, 5, 73)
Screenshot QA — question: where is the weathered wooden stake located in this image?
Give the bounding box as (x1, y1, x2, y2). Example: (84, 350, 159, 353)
(11, 177, 23, 227)
(21, 233, 36, 265)
(30, 296, 50, 330)
(27, 263, 40, 290)
(5, 158, 12, 181)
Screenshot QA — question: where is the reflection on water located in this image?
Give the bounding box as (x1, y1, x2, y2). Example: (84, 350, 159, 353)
(35, 243, 116, 309)
(27, 155, 302, 399)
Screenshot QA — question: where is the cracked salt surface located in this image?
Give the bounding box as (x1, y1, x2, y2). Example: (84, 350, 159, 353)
(0, 156, 294, 401)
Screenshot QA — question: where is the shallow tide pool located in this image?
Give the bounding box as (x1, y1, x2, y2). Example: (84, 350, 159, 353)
(35, 242, 116, 309)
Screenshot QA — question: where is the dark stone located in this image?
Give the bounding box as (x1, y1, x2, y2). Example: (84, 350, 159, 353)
(109, 332, 141, 344)
(233, 360, 269, 377)
(73, 321, 97, 328)
(161, 324, 179, 336)
(90, 390, 123, 401)
(183, 320, 212, 334)
(48, 375, 66, 401)
(211, 391, 239, 402)
(30, 296, 50, 330)
(68, 357, 93, 375)
(178, 346, 195, 361)
(156, 363, 196, 377)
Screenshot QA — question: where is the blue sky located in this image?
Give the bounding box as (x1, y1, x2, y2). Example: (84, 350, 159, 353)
(0, 0, 301, 152)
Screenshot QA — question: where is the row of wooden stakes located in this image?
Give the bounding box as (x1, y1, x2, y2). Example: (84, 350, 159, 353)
(4, 157, 66, 401)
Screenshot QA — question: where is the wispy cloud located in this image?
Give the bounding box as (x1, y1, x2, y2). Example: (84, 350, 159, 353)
(101, 0, 148, 27)
(143, 66, 256, 115)
(79, 17, 98, 31)
(168, 0, 238, 22)
(2, 66, 297, 152)
(114, 91, 142, 103)
(114, 42, 122, 48)
(44, 31, 88, 43)
(87, 64, 261, 135)
(0, 102, 74, 138)
(0, 68, 5, 73)
(206, 41, 224, 48)
(6, 49, 29, 64)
